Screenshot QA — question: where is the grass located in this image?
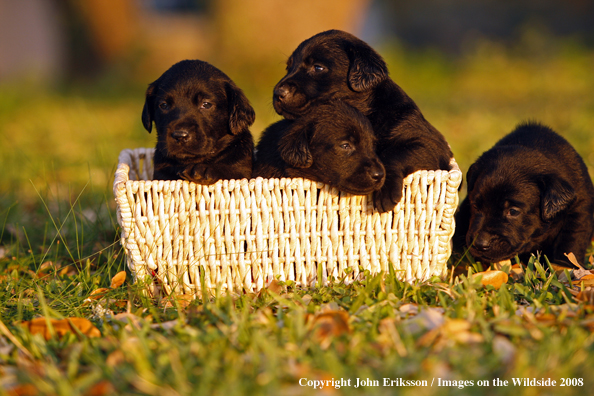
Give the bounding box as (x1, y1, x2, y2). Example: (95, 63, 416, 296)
(1, 33, 594, 394)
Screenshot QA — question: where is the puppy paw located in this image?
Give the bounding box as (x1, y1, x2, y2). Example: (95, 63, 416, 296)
(179, 165, 218, 185)
(373, 179, 403, 213)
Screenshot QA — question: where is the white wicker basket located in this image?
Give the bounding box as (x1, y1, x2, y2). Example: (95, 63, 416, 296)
(113, 148, 462, 295)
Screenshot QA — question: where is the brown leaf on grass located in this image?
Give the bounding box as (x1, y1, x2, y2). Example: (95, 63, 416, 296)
(267, 279, 283, 294)
(312, 310, 351, 349)
(576, 288, 594, 304)
(473, 270, 508, 289)
(417, 318, 483, 351)
(564, 252, 593, 280)
(85, 381, 115, 396)
(21, 317, 101, 340)
(59, 265, 78, 277)
(88, 288, 110, 300)
(160, 294, 194, 309)
(572, 274, 594, 287)
(36, 261, 55, 278)
(110, 271, 126, 288)
(6, 384, 38, 396)
(534, 313, 557, 326)
(106, 350, 125, 367)
(491, 259, 512, 271)
(441, 319, 483, 344)
(510, 264, 524, 281)
(565, 252, 584, 269)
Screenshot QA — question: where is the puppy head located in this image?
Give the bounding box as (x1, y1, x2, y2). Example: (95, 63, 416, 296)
(279, 102, 385, 194)
(142, 60, 255, 161)
(465, 148, 576, 263)
(273, 30, 389, 119)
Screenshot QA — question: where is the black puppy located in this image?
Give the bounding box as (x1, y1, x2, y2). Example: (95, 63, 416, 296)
(454, 122, 594, 268)
(254, 102, 385, 195)
(272, 29, 452, 212)
(142, 60, 255, 183)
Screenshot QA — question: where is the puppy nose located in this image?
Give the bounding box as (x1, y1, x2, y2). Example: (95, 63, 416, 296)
(274, 85, 290, 101)
(473, 235, 491, 251)
(171, 130, 189, 142)
(371, 167, 385, 182)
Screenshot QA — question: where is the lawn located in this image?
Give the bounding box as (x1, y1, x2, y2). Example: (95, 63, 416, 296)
(1, 34, 594, 395)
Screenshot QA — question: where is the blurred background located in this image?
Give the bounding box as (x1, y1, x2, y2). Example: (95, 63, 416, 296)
(1, 0, 594, 244)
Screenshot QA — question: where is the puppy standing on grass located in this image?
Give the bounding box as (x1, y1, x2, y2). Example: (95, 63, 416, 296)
(454, 122, 594, 268)
(254, 102, 385, 195)
(272, 30, 453, 212)
(142, 60, 255, 183)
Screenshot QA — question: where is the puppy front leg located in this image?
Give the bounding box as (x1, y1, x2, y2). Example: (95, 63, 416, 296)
(179, 164, 219, 185)
(373, 169, 404, 213)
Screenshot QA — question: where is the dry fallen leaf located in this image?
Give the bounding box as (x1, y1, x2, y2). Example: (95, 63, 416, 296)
(21, 317, 101, 340)
(88, 288, 110, 300)
(110, 271, 127, 288)
(266, 279, 283, 294)
(6, 384, 38, 396)
(312, 310, 351, 349)
(565, 252, 584, 269)
(535, 313, 557, 326)
(510, 264, 524, 281)
(106, 350, 125, 367)
(85, 381, 115, 396)
(576, 288, 594, 304)
(491, 259, 512, 271)
(572, 274, 594, 287)
(473, 270, 508, 289)
(160, 294, 194, 309)
(564, 252, 593, 280)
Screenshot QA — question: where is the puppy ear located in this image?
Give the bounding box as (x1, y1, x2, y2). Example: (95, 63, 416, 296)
(345, 40, 389, 92)
(226, 82, 256, 134)
(279, 123, 313, 168)
(142, 83, 156, 133)
(465, 163, 479, 193)
(539, 174, 576, 221)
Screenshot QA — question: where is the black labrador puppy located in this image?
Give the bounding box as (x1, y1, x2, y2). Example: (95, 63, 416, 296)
(272, 29, 453, 212)
(142, 60, 255, 183)
(254, 102, 385, 195)
(454, 122, 594, 268)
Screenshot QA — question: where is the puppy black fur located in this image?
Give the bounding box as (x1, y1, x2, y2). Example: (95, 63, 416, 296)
(454, 122, 594, 268)
(142, 60, 255, 183)
(272, 29, 452, 212)
(254, 102, 385, 195)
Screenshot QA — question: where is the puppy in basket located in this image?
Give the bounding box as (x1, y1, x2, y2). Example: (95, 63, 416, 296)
(142, 60, 255, 183)
(254, 102, 385, 195)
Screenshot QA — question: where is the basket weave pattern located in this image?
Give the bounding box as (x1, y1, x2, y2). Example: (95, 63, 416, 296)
(114, 148, 462, 294)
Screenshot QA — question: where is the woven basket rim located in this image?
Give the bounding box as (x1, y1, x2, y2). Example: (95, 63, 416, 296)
(114, 147, 462, 190)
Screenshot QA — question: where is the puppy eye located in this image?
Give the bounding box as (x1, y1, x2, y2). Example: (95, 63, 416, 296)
(159, 101, 169, 110)
(313, 65, 325, 72)
(201, 102, 213, 109)
(506, 208, 521, 217)
(340, 142, 352, 151)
